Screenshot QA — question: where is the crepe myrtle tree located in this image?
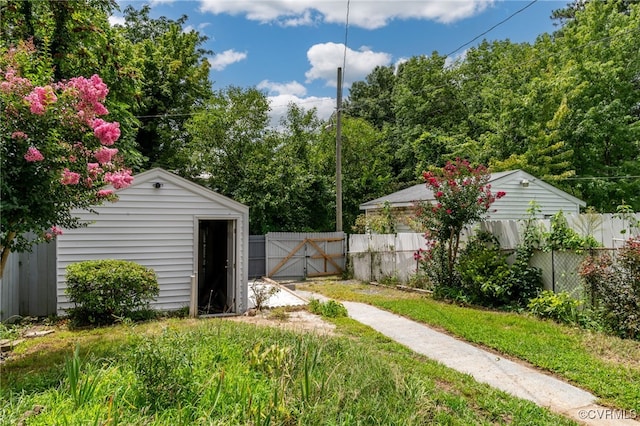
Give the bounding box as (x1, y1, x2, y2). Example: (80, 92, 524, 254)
(414, 158, 505, 289)
(0, 45, 133, 277)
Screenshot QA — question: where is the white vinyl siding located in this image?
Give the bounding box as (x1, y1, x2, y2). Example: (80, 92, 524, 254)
(56, 169, 248, 314)
(488, 170, 583, 220)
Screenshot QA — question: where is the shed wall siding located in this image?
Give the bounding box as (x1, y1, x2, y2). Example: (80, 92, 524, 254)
(56, 179, 247, 314)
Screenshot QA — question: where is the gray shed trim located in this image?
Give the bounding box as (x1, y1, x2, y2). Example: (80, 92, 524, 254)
(56, 168, 249, 315)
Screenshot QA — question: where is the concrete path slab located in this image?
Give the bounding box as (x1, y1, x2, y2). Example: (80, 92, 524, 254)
(295, 290, 638, 426)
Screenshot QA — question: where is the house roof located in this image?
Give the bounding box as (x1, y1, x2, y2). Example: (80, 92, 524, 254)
(359, 170, 585, 211)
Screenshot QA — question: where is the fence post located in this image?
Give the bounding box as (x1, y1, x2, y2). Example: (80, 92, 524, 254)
(551, 249, 555, 292)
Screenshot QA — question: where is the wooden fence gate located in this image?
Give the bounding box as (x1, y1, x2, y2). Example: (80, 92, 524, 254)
(266, 232, 345, 280)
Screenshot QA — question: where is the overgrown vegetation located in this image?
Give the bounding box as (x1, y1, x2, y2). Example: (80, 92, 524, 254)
(456, 231, 541, 307)
(579, 237, 640, 339)
(65, 259, 159, 326)
(527, 291, 584, 325)
(0, 317, 574, 425)
(308, 298, 348, 318)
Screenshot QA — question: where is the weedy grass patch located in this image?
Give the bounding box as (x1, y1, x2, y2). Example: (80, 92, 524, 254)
(0, 314, 574, 425)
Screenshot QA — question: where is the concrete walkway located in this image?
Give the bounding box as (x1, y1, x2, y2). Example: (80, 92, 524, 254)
(295, 290, 639, 426)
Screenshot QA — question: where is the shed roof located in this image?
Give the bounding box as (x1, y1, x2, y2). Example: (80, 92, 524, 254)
(359, 170, 585, 211)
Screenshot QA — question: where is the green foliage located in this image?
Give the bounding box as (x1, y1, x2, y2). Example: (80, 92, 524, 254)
(118, 5, 212, 170)
(352, 201, 397, 234)
(456, 231, 541, 307)
(544, 211, 601, 252)
(64, 345, 100, 409)
(378, 274, 401, 287)
(528, 291, 583, 325)
(129, 331, 197, 411)
(301, 281, 640, 412)
(579, 238, 640, 340)
(308, 299, 348, 318)
(65, 259, 159, 326)
(614, 202, 640, 236)
(407, 272, 433, 290)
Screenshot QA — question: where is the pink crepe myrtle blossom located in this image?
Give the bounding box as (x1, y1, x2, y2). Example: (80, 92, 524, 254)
(96, 189, 114, 197)
(66, 75, 109, 119)
(104, 169, 133, 189)
(92, 119, 120, 146)
(94, 147, 118, 164)
(24, 147, 44, 162)
(11, 131, 27, 139)
(1, 68, 31, 94)
(44, 225, 64, 241)
(87, 163, 102, 179)
(24, 85, 57, 115)
(60, 168, 81, 185)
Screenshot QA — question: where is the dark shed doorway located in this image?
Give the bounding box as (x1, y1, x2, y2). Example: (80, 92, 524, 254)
(197, 220, 236, 314)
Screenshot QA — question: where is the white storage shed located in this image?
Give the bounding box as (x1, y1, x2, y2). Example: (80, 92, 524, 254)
(56, 168, 249, 316)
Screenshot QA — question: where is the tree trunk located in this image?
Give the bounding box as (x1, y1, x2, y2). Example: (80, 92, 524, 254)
(0, 231, 16, 279)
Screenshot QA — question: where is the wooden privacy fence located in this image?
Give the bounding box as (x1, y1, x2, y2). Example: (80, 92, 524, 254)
(266, 232, 345, 280)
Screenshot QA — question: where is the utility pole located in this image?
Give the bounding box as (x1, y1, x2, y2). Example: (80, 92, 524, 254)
(336, 67, 343, 232)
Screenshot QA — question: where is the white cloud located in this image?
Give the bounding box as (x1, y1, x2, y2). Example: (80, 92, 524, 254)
(257, 80, 307, 97)
(198, 0, 495, 29)
(267, 94, 335, 128)
(207, 50, 248, 71)
(445, 49, 468, 68)
(305, 43, 392, 88)
(108, 15, 125, 27)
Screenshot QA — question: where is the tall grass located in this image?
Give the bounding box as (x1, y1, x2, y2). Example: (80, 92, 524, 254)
(0, 318, 575, 425)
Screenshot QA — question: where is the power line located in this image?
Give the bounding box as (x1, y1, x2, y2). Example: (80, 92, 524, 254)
(341, 0, 351, 90)
(560, 175, 640, 181)
(445, 0, 539, 58)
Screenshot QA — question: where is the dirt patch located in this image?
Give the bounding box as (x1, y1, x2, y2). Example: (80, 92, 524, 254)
(226, 309, 336, 336)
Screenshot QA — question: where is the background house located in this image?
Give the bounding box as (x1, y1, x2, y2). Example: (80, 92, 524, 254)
(359, 170, 586, 232)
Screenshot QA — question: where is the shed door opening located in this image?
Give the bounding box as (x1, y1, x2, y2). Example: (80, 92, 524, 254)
(198, 220, 236, 314)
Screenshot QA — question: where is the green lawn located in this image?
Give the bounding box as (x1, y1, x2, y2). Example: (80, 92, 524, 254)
(0, 314, 576, 425)
(299, 279, 640, 412)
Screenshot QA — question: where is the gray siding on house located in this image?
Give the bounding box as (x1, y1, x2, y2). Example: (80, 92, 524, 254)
(488, 170, 583, 220)
(56, 169, 249, 315)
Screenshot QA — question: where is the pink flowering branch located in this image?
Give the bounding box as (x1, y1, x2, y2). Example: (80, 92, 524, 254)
(1, 45, 134, 278)
(413, 158, 506, 286)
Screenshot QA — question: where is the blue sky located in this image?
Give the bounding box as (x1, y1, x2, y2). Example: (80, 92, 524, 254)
(110, 0, 566, 123)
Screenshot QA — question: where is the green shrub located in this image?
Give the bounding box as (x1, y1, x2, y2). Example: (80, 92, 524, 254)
(65, 259, 159, 326)
(528, 291, 583, 324)
(308, 299, 348, 318)
(579, 237, 640, 340)
(455, 231, 541, 307)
